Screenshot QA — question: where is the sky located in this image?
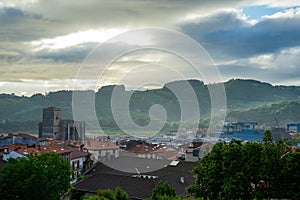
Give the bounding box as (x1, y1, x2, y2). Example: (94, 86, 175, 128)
(1, 0, 300, 96)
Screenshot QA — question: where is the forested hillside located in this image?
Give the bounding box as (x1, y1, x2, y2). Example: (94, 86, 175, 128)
(0, 79, 300, 133)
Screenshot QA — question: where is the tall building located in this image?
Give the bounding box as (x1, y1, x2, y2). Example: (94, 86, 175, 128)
(61, 120, 85, 143)
(39, 107, 85, 142)
(39, 107, 61, 138)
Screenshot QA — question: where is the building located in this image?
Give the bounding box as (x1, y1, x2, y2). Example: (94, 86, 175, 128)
(121, 140, 178, 160)
(39, 106, 85, 142)
(85, 137, 119, 163)
(178, 140, 203, 162)
(0, 143, 93, 182)
(0, 133, 49, 146)
(70, 150, 92, 182)
(1, 144, 72, 162)
(39, 106, 61, 138)
(74, 159, 197, 199)
(60, 120, 85, 142)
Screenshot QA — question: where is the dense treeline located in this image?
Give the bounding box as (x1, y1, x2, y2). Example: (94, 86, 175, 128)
(187, 131, 300, 199)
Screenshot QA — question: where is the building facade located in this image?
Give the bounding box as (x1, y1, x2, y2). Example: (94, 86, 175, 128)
(39, 106, 85, 142)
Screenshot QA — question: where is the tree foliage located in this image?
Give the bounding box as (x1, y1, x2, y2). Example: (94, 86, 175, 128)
(263, 130, 273, 143)
(0, 152, 70, 200)
(83, 187, 129, 200)
(151, 181, 177, 200)
(83, 182, 183, 200)
(187, 137, 300, 199)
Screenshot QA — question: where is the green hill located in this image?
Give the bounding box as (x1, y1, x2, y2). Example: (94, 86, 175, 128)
(0, 79, 300, 133)
(226, 100, 300, 127)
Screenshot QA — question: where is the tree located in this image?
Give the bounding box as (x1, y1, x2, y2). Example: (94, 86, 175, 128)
(84, 187, 129, 200)
(69, 186, 85, 200)
(188, 138, 300, 199)
(151, 181, 177, 200)
(263, 130, 273, 143)
(280, 151, 300, 199)
(0, 152, 70, 200)
(187, 142, 227, 199)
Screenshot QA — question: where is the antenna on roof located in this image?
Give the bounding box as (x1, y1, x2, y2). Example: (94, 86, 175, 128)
(135, 167, 141, 175)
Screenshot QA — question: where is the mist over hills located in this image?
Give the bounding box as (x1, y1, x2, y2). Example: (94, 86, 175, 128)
(0, 79, 300, 133)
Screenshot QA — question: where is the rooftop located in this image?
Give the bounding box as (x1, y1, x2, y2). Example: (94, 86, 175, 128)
(7, 144, 72, 156)
(85, 139, 119, 150)
(75, 159, 197, 199)
(70, 150, 89, 160)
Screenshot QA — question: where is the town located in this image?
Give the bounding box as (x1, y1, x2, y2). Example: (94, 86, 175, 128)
(1, 106, 300, 199)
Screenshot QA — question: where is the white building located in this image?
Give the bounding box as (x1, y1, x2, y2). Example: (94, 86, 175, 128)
(85, 138, 119, 163)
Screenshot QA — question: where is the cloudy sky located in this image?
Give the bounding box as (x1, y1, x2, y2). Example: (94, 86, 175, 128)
(1, 0, 300, 96)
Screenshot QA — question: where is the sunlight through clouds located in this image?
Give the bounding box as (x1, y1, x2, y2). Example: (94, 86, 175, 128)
(30, 28, 128, 51)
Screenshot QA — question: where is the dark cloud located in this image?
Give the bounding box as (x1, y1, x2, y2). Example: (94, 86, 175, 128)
(34, 42, 97, 62)
(0, 6, 56, 41)
(181, 9, 300, 59)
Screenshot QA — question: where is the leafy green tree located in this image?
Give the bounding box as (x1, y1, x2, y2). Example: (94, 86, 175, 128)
(114, 187, 129, 200)
(0, 152, 70, 200)
(151, 181, 176, 200)
(96, 189, 115, 200)
(84, 196, 102, 200)
(280, 151, 300, 199)
(187, 142, 227, 199)
(188, 137, 300, 200)
(263, 130, 273, 143)
(84, 187, 129, 200)
(69, 186, 85, 200)
(260, 141, 282, 198)
(241, 142, 264, 198)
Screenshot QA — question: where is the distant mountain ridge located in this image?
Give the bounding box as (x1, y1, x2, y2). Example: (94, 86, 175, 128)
(0, 79, 300, 133)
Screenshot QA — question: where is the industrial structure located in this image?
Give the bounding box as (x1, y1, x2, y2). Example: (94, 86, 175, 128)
(287, 123, 300, 133)
(222, 122, 264, 134)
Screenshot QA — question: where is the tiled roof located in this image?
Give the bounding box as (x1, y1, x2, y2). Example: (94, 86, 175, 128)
(65, 141, 83, 148)
(7, 144, 72, 156)
(85, 139, 119, 150)
(70, 150, 89, 160)
(125, 143, 159, 154)
(0, 133, 38, 140)
(75, 173, 158, 199)
(48, 139, 65, 145)
(74, 160, 197, 199)
(16, 133, 38, 140)
(147, 161, 198, 195)
(102, 156, 171, 174)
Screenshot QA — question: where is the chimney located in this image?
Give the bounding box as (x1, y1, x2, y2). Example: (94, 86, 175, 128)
(3, 146, 10, 161)
(4, 146, 9, 154)
(179, 176, 184, 184)
(79, 144, 84, 151)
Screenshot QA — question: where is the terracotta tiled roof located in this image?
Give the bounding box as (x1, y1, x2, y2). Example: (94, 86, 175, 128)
(70, 150, 89, 160)
(125, 143, 159, 154)
(0, 133, 38, 140)
(85, 139, 119, 150)
(48, 139, 65, 145)
(65, 141, 83, 148)
(7, 144, 71, 156)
